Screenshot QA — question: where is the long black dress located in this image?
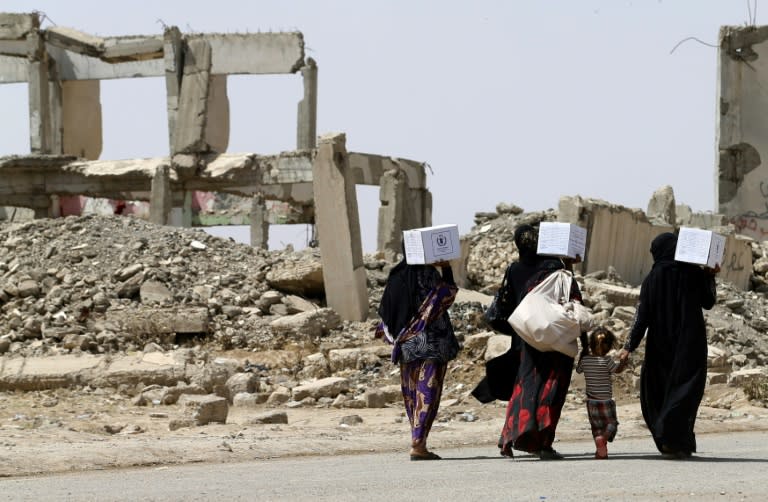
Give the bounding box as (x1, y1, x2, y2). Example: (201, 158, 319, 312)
(625, 233, 717, 455)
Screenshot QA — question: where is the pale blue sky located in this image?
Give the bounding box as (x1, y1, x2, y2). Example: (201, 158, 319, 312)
(0, 1, 757, 250)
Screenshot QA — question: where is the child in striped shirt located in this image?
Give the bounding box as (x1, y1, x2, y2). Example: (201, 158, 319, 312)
(576, 327, 622, 459)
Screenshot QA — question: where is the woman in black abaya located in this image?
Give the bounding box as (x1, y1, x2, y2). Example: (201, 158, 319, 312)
(618, 232, 718, 458)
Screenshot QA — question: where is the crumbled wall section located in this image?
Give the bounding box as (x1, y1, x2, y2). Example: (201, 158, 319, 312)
(717, 25, 768, 239)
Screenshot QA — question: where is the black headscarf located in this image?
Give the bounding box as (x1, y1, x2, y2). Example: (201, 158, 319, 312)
(514, 224, 539, 265)
(651, 232, 677, 264)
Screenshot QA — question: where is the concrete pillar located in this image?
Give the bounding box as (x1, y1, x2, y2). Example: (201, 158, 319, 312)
(48, 195, 61, 218)
(150, 165, 172, 225)
(312, 133, 368, 321)
(26, 30, 52, 153)
(205, 74, 230, 153)
(164, 26, 184, 153)
(62, 81, 103, 159)
(297, 58, 318, 150)
(173, 39, 212, 154)
(376, 168, 407, 257)
(48, 62, 63, 155)
(250, 193, 269, 249)
(422, 189, 433, 227)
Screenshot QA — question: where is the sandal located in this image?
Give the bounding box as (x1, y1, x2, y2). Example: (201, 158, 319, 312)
(410, 451, 442, 461)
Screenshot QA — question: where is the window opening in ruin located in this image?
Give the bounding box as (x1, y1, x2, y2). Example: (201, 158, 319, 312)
(356, 185, 379, 253)
(227, 74, 302, 153)
(0, 83, 30, 155)
(100, 77, 168, 160)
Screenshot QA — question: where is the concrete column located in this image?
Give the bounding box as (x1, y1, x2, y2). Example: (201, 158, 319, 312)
(376, 168, 407, 257)
(26, 30, 52, 153)
(150, 165, 172, 225)
(250, 193, 270, 249)
(312, 133, 368, 321)
(164, 26, 184, 153)
(297, 58, 318, 150)
(205, 74, 230, 153)
(48, 61, 63, 155)
(49, 195, 61, 218)
(173, 39, 212, 154)
(62, 81, 103, 159)
(422, 189, 433, 227)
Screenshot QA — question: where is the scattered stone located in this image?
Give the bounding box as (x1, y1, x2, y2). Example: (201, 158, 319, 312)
(249, 410, 288, 424)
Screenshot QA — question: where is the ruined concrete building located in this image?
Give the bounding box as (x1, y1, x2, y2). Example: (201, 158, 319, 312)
(718, 25, 768, 241)
(0, 12, 434, 321)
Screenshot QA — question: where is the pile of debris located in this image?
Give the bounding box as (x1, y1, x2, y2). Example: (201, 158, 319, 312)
(1, 204, 767, 417)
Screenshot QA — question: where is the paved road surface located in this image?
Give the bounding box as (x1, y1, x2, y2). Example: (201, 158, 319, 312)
(2, 432, 766, 501)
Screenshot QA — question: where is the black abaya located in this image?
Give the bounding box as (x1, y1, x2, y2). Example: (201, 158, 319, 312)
(626, 233, 717, 454)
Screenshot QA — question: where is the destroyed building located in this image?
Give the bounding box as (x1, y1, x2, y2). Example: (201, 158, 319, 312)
(0, 12, 435, 321)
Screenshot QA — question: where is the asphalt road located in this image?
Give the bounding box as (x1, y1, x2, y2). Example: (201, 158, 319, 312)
(2, 431, 766, 501)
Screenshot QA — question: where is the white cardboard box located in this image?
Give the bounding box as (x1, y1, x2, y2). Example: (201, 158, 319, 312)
(674, 227, 726, 268)
(403, 224, 461, 265)
(536, 222, 587, 259)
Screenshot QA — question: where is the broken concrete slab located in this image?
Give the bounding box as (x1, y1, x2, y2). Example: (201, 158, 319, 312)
(179, 394, 228, 425)
(292, 376, 350, 401)
(0, 13, 39, 40)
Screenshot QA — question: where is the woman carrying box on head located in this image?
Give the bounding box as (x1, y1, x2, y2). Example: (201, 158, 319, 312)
(618, 232, 719, 459)
(375, 243, 460, 461)
(495, 224, 585, 460)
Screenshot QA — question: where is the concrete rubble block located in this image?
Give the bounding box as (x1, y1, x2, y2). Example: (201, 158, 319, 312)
(339, 414, 363, 426)
(0, 13, 39, 40)
(282, 294, 320, 313)
(297, 352, 330, 380)
(179, 394, 228, 425)
(0, 354, 102, 391)
(95, 351, 186, 389)
(485, 335, 513, 361)
(214, 350, 301, 372)
(464, 332, 493, 355)
(582, 279, 640, 308)
(327, 346, 390, 372)
(168, 418, 196, 431)
(708, 345, 729, 369)
(111, 308, 209, 337)
(266, 387, 291, 406)
(224, 372, 260, 402)
(646, 185, 676, 225)
(140, 280, 173, 304)
(265, 259, 325, 297)
(292, 377, 350, 401)
(363, 389, 387, 408)
(611, 306, 637, 324)
(160, 382, 207, 405)
(248, 410, 288, 425)
(232, 392, 268, 408)
(269, 308, 341, 337)
(728, 368, 767, 387)
(380, 385, 402, 403)
(707, 372, 728, 385)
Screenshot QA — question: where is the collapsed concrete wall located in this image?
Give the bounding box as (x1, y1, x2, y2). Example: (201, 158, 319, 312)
(559, 195, 752, 290)
(717, 25, 768, 240)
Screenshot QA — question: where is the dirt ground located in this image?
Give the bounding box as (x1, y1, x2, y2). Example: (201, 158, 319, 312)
(1, 381, 767, 478)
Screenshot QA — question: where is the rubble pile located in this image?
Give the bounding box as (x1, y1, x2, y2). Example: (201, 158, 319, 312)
(0, 206, 767, 416)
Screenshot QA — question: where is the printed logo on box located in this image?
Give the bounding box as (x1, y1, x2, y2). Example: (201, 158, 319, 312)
(430, 231, 454, 257)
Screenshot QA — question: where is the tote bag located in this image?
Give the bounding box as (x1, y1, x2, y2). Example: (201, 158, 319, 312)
(507, 269, 593, 358)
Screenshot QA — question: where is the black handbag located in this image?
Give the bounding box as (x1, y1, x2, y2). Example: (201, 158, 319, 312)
(483, 266, 515, 335)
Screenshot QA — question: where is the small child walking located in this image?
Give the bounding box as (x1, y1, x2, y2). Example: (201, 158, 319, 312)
(576, 327, 622, 459)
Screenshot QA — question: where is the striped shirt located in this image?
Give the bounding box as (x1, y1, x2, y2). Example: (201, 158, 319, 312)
(576, 355, 618, 400)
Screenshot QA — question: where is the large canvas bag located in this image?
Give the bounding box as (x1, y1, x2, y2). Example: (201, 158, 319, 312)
(507, 269, 593, 357)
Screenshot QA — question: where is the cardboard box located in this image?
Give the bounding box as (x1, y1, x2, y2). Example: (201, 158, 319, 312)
(536, 222, 587, 259)
(674, 227, 726, 268)
(403, 224, 461, 265)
